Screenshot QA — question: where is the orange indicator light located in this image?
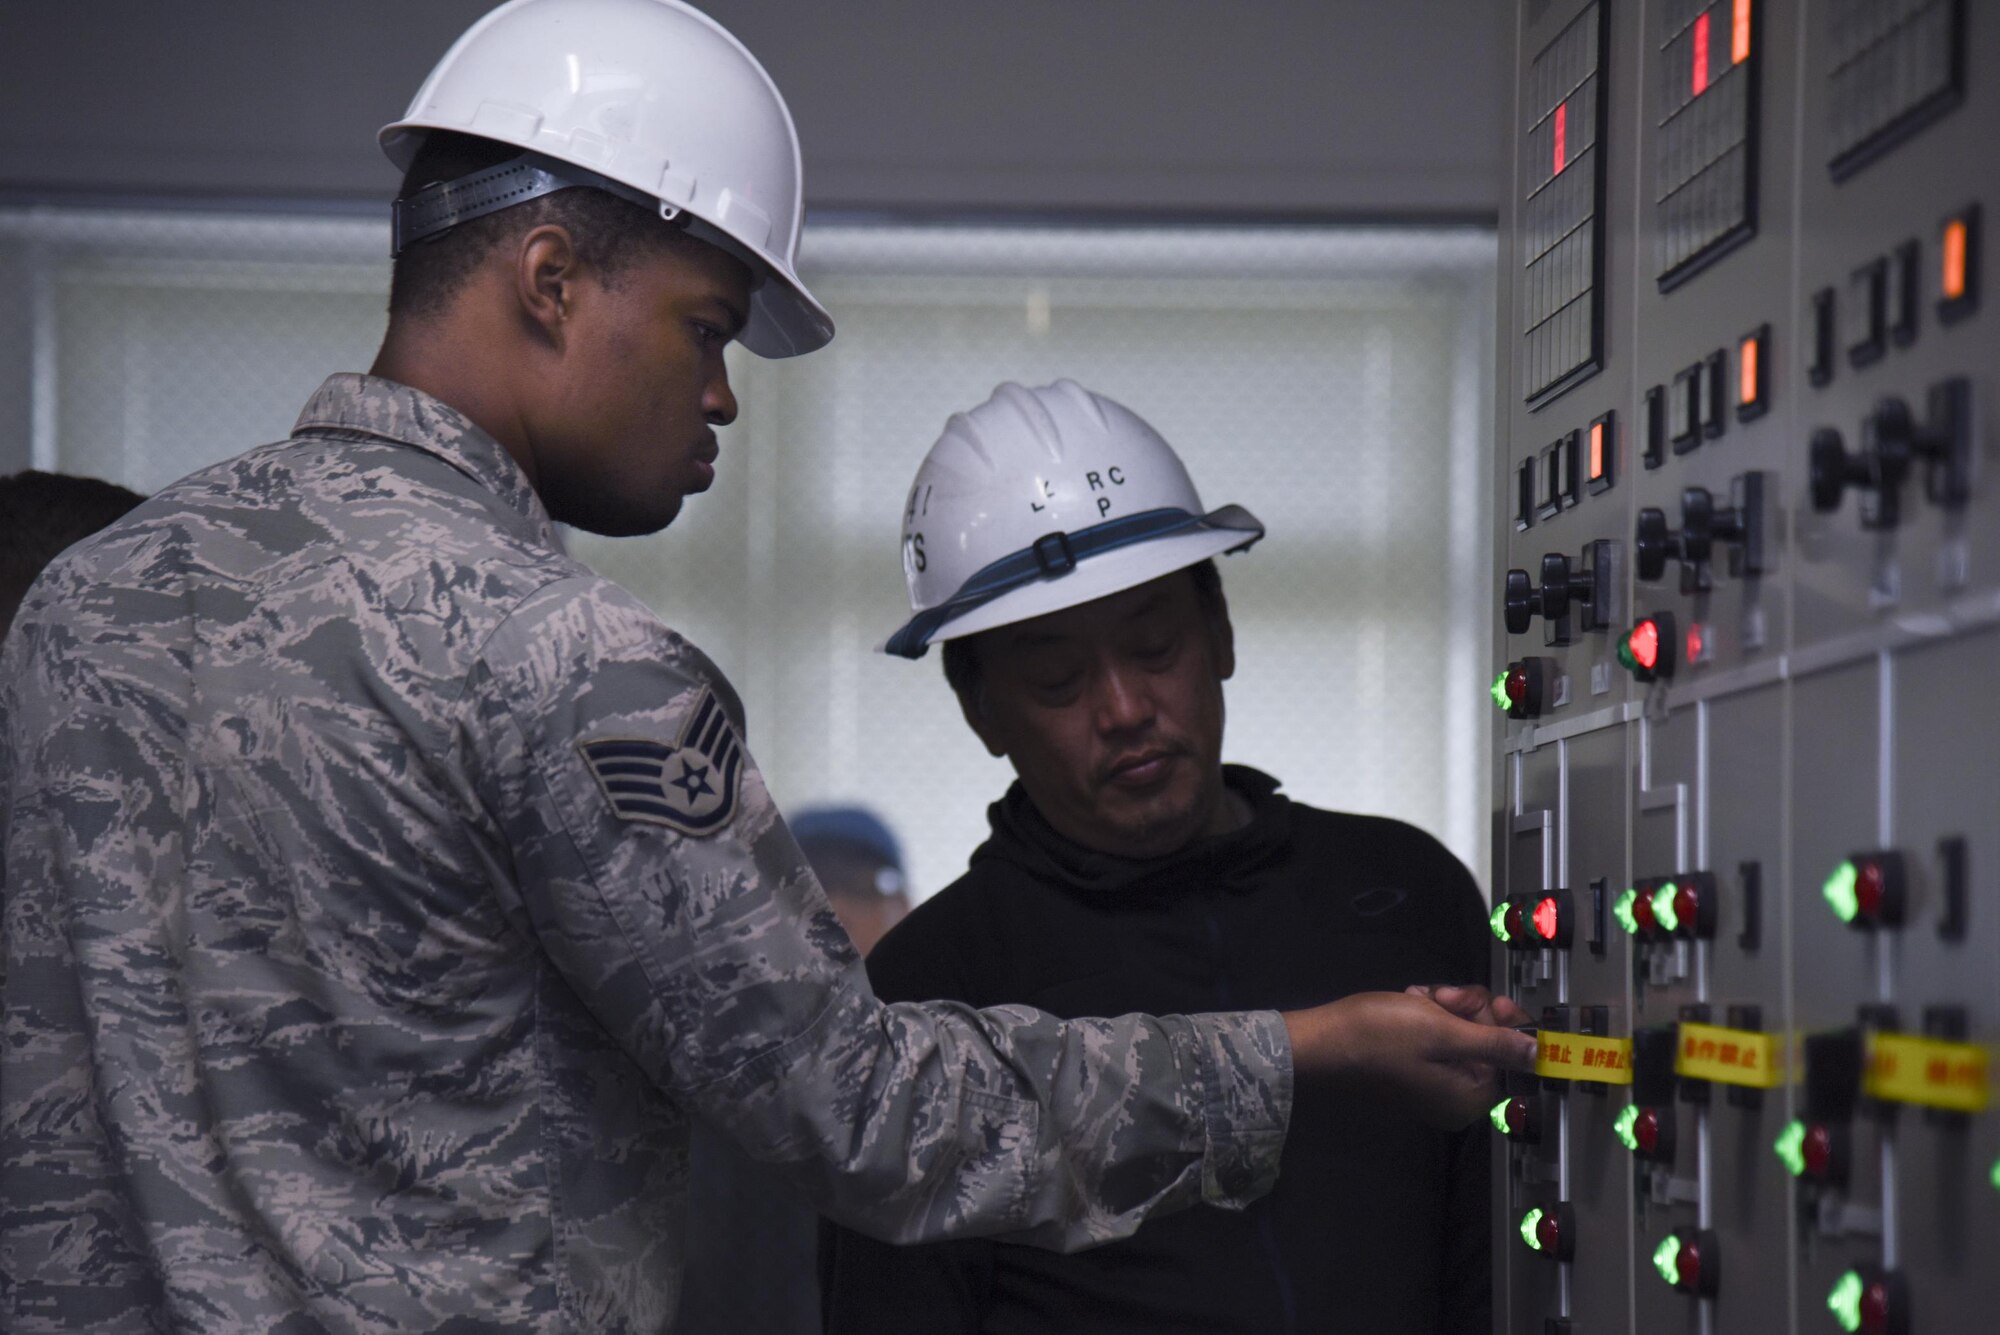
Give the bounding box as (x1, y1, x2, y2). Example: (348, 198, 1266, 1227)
(1738, 335, 1759, 407)
(1686, 623, 1705, 665)
(1588, 422, 1605, 480)
(1943, 219, 1968, 301)
(1732, 0, 1752, 64)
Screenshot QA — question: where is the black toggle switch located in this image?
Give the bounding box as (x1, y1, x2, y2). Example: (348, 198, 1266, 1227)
(1504, 542, 1617, 640)
(1635, 474, 1767, 591)
(1811, 379, 1974, 528)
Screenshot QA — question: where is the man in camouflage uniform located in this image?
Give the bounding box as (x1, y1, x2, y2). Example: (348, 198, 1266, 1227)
(0, 2, 1534, 1331)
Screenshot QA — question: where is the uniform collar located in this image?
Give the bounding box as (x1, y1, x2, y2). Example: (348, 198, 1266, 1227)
(976, 765, 1294, 900)
(293, 373, 556, 541)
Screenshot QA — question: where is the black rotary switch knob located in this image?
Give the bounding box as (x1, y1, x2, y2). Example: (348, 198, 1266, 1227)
(1811, 382, 1971, 530)
(1636, 477, 1765, 589)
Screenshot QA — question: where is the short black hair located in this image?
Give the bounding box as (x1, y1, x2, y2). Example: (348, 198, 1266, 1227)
(942, 558, 1226, 714)
(387, 131, 697, 321)
(0, 470, 146, 635)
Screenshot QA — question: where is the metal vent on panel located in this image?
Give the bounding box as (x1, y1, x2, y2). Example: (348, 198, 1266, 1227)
(1826, 0, 1964, 179)
(1521, 1, 1607, 406)
(1654, 0, 1760, 288)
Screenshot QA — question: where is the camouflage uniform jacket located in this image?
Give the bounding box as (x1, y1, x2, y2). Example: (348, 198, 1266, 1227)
(0, 374, 1292, 1333)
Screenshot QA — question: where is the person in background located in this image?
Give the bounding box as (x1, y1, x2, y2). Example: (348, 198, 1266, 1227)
(792, 805, 912, 957)
(677, 806, 911, 1335)
(0, 470, 145, 638)
(820, 380, 1510, 1335)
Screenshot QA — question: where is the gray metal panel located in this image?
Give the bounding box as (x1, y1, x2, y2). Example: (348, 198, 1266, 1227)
(1498, 2, 2000, 1331)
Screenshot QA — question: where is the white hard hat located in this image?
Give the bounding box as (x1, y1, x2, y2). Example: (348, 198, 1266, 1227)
(380, 0, 832, 359)
(884, 380, 1264, 659)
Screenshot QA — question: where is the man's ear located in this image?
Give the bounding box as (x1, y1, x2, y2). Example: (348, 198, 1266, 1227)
(956, 685, 1008, 759)
(515, 224, 580, 350)
(1209, 589, 1236, 682)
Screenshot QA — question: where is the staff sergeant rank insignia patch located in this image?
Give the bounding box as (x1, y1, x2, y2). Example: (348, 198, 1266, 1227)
(579, 689, 744, 836)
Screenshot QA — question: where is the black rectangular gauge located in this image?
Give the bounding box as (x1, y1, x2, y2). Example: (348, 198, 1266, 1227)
(1520, 1, 1609, 407)
(1827, 0, 1964, 181)
(1654, 0, 1760, 290)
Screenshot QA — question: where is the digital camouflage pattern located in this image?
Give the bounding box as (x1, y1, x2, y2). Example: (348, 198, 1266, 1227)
(0, 374, 1293, 1333)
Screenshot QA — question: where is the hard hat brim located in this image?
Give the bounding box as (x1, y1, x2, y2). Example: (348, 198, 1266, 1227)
(378, 120, 833, 359)
(881, 509, 1262, 657)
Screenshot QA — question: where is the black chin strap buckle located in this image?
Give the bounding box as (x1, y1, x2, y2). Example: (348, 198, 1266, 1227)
(1031, 531, 1077, 576)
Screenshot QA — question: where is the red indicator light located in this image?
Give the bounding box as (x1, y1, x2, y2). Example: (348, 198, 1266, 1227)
(1632, 887, 1658, 934)
(1588, 422, 1605, 480)
(1504, 902, 1526, 942)
(1672, 882, 1699, 929)
(1553, 101, 1568, 175)
(1678, 1234, 1709, 1292)
(1856, 860, 1886, 918)
(1803, 1124, 1835, 1178)
(1691, 12, 1711, 96)
(1731, 0, 1751, 64)
(1505, 1099, 1532, 1136)
(1686, 624, 1705, 666)
(1635, 1108, 1662, 1155)
(1506, 665, 1528, 707)
(1536, 1210, 1562, 1254)
(1628, 619, 1661, 671)
(1533, 896, 1561, 942)
(1860, 1279, 1893, 1332)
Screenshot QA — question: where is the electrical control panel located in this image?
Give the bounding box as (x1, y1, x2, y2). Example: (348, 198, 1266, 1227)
(1493, 3, 1997, 1333)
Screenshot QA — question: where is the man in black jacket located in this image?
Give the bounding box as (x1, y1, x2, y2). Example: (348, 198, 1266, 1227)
(821, 380, 1506, 1335)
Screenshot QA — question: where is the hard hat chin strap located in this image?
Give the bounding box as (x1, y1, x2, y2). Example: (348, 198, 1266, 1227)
(884, 506, 1260, 659)
(390, 149, 766, 288)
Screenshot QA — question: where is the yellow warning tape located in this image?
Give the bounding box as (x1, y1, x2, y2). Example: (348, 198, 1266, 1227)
(1534, 1033, 1633, 1085)
(1863, 1032, 1992, 1113)
(1674, 1021, 1785, 1089)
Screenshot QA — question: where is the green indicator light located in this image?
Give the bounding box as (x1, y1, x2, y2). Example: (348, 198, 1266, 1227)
(1490, 901, 1512, 943)
(1613, 887, 1640, 935)
(1652, 881, 1681, 933)
(1651, 1233, 1681, 1286)
(1989, 1155, 2000, 1193)
(1774, 1120, 1807, 1177)
(1827, 1270, 1864, 1333)
(1491, 671, 1513, 710)
(1491, 1099, 1513, 1135)
(1823, 860, 1861, 923)
(1519, 1207, 1545, 1251)
(1614, 1104, 1641, 1152)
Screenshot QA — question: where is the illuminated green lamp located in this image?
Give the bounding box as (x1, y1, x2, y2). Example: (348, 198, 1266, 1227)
(1489, 901, 1513, 943)
(1491, 671, 1514, 710)
(1827, 1269, 1865, 1333)
(1651, 881, 1681, 933)
(1614, 1104, 1642, 1152)
(1519, 1207, 1546, 1251)
(1989, 1154, 2000, 1194)
(1490, 1099, 1513, 1135)
(1613, 887, 1641, 935)
(1823, 860, 1861, 924)
(1774, 1120, 1808, 1177)
(1651, 1233, 1681, 1286)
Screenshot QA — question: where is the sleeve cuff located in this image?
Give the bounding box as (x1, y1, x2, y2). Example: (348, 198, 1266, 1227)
(1167, 1009, 1293, 1209)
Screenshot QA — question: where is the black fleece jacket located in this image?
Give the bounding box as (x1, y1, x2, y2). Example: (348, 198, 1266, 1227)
(819, 766, 1492, 1335)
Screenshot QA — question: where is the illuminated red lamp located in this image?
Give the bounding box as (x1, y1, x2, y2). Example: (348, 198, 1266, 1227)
(1617, 612, 1678, 682)
(1528, 890, 1573, 949)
